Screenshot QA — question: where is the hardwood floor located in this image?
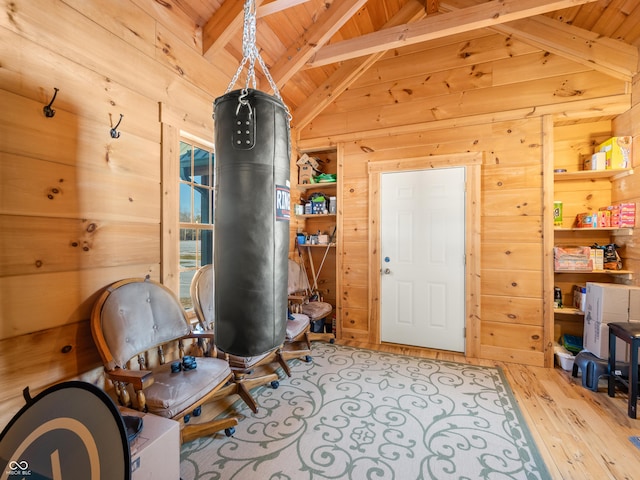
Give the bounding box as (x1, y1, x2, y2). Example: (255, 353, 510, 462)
(340, 340, 640, 480)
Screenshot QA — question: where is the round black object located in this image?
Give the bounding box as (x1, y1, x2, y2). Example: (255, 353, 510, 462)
(0, 381, 130, 480)
(213, 88, 290, 357)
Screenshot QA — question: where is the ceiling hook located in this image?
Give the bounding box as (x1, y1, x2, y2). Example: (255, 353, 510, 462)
(43, 87, 59, 118)
(110, 113, 123, 138)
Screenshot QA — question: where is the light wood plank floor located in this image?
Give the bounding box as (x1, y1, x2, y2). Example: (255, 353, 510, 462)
(340, 340, 640, 480)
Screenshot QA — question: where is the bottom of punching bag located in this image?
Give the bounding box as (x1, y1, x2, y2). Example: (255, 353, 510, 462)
(214, 308, 287, 357)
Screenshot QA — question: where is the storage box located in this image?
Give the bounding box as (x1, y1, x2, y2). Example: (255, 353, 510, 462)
(616, 202, 636, 227)
(296, 153, 320, 170)
(583, 282, 630, 361)
(556, 351, 575, 371)
(584, 151, 606, 170)
(554, 246, 593, 271)
(298, 165, 314, 184)
(573, 284, 587, 311)
(575, 212, 597, 228)
(562, 334, 583, 354)
(596, 136, 632, 169)
(597, 210, 610, 228)
(121, 409, 180, 480)
(590, 248, 604, 271)
(629, 287, 640, 322)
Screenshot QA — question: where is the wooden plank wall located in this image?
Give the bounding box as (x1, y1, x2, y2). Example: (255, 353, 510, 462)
(334, 119, 547, 365)
(0, 1, 638, 431)
(299, 30, 633, 366)
(0, 0, 231, 427)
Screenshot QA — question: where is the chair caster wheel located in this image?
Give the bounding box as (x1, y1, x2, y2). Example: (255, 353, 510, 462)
(330, 338, 335, 344)
(270, 380, 279, 389)
(184, 414, 191, 424)
(225, 427, 235, 437)
(193, 406, 202, 417)
(304, 355, 312, 363)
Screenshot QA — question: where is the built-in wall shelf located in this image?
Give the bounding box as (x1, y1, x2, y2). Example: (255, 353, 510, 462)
(554, 168, 633, 182)
(554, 307, 584, 316)
(554, 227, 633, 236)
(297, 213, 336, 219)
(554, 270, 633, 279)
(297, 182, 337, 191)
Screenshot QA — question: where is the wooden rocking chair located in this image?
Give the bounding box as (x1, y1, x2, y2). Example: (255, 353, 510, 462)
(90, 277, 257, 443)
(280, 258, 335, 368)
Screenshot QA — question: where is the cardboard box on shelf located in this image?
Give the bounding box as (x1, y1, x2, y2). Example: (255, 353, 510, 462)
(583, 283, 632, 361)
(628, 287, 640, 322)
(590, 248, 604, 271)
(575, 212, 597, 228)
(573, 284, 587, 311)
(616, 202, 636, 227)
(298, 165, 314, 184)
(296, 153, 320, 170)
(596, 136, 632, 170)
(554, 246, 593, 271)
(584, 151, 607, 170)
(120, 408, 180, 480)
(597, 210, 611, 228)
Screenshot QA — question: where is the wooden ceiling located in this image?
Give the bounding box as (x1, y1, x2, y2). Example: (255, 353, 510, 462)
(168, 0, 640, 129)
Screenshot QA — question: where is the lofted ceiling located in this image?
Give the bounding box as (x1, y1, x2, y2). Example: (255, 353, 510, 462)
(168, 0, 640, 130)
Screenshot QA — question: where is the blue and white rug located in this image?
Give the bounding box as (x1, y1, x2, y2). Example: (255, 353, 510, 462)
(181, 343, 550, 479)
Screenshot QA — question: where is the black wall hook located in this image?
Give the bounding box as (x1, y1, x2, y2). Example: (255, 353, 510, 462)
(110, 113, 123, 138)
(43, 87, 59, 117)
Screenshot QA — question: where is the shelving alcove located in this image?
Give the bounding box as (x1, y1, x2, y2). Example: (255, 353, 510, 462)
(552, 167, 634, 339)
(293, 149, 339, 335)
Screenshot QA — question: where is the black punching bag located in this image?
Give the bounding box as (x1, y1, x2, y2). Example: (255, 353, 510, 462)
(213, 88, 290, 356)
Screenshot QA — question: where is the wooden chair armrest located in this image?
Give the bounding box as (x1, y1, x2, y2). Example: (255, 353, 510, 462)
(186, 331, 215, 340)
(105, 368, 154, 390)
(288, 294, 306, 303)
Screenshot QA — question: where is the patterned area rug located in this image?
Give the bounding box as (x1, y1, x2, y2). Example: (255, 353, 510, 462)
(180, 343, 550, 480)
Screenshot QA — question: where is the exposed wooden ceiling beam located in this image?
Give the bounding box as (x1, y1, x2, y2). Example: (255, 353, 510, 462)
(270, 0, 369, 90)
(425, 0, 440, 14)
(307, 0, 600, 68)
(441, 0, 638, 82)
(202, 0, 267, 61)
(293, 0, 427, 129)
(257, 0, 312, 18)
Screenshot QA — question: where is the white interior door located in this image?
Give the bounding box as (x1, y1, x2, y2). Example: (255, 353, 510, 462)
(380, 167, 466, 352)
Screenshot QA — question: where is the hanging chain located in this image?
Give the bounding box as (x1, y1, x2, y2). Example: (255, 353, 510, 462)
(225, 0, 283, 102)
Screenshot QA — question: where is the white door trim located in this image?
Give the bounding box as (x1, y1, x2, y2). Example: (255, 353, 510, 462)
(368, 152, 482, 357)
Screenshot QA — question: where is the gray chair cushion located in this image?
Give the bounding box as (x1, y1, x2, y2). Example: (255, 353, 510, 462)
(301, 301, 332, 321)
(101, 281, 190, 367)
(144, 356, 232, 418)
(286, 313, 309, 341)
(288, 259, 309, 294)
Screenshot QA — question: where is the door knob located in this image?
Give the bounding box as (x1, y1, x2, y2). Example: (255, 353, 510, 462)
(383, 268, 391, 274)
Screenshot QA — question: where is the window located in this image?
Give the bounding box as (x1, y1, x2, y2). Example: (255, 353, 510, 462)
(178, 139, 214, 309)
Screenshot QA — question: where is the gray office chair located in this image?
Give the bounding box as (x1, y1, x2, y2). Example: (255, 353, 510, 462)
(190, 264, 289, 403)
